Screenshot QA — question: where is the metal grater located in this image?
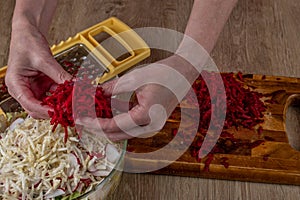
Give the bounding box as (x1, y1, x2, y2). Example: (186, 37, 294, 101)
(0, 17, 150, 114)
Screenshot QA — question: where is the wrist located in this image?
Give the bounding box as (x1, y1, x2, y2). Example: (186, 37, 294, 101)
(12, 15, 37, 31)
(12, 0, 58, 36)
(175, 35, 211, 75)
(158, 54, 200, 84)
(12, 12, 49, 37)
(11, 19, 42, 44)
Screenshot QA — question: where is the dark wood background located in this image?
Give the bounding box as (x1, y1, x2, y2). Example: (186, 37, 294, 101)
(1, 0, 300, 199)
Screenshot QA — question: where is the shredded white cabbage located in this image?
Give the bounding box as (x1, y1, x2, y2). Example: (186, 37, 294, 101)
(0, 117, 121, 199)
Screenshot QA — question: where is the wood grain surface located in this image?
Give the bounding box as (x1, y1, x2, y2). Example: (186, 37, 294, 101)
(126, 73, 300, 185)
(1, 0, 300, 200)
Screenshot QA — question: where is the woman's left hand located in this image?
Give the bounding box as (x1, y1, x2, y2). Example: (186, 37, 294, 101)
(76, 55, 197, 141)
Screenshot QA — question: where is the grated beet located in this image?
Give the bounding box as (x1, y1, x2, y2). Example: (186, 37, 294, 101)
(220, 157, 229, 169)
(203, 153, 214, 172)
(176, 71, 268, 170)
(188, 71, 266, 131)
(42, 79, 112, 142)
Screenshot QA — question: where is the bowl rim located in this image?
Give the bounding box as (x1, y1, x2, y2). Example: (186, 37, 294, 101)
(75, 139, 128, 199)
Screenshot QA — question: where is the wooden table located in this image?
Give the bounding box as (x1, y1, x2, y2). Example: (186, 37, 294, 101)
(1, 0, 300, 199)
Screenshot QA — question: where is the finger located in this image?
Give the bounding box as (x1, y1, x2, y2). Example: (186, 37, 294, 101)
(100, 79, 118, 96)
(49, 83, 58, 92)
(76, 107, 148, 133)
(101, 72, 141, 96)
(77, 104, 167, 138)
(80, 118, 158, 141)
(38, 56, 72, 84)
(30, 75, 55, 99)
(109, 104, 166, 138)
(110, 98, 135, 112)
(7, 80, 50, 119)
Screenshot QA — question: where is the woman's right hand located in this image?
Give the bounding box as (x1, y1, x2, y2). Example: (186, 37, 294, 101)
(5, 22, 72, 118)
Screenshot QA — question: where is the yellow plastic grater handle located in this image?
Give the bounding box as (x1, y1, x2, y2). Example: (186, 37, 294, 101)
(1, 17, 150, 83)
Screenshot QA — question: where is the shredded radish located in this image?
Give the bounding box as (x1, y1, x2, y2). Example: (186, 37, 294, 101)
(0, 117, 121, 199)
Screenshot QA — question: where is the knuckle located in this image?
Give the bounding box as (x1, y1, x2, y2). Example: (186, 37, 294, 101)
(130, 108, 151, 125)
(135, 115, 150, 126)
(58, 71, 67, 82)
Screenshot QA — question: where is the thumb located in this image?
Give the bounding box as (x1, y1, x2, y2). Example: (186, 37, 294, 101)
(39, 56, 72, 84)
(101, 72, 141, 96)
(100, 78, 118, 96)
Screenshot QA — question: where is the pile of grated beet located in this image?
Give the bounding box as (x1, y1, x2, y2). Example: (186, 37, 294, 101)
(171, 71, 267, 171)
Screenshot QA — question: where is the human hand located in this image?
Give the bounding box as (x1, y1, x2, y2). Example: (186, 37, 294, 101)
(76, 55, 197, 141)
(5, 23, 72, 118)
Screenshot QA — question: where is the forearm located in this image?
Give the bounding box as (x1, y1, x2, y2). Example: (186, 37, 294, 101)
(170, 0, 238, 83)
(12, 0, 58, 36)
(185, 0, 238, 53)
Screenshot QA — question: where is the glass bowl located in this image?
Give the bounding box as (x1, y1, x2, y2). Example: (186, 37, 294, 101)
(77, 140, 127, 200)
(0, 41, 130, 199)
(0, 82, 127, 200)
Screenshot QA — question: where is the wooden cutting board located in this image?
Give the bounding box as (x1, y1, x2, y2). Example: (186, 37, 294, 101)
(125, 74, 300, 185)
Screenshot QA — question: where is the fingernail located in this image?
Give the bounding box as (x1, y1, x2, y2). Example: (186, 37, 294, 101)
(49, 83, 58, 92)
